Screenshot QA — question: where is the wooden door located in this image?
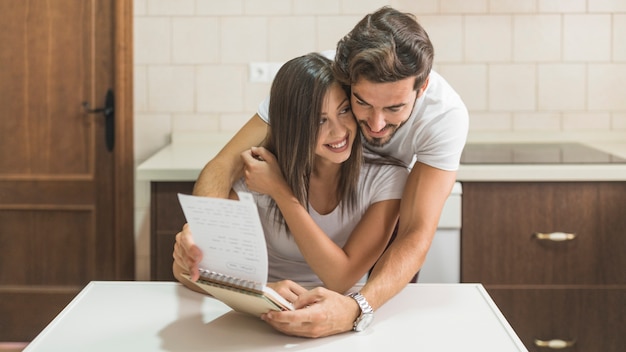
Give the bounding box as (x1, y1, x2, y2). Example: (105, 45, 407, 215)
(0, 0, 134, 343)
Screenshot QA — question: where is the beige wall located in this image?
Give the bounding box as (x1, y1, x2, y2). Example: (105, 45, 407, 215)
(133, 0, 626, 279)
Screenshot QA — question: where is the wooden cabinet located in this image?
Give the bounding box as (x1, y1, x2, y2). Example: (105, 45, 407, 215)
(461, 182, 626, 351)
(150, 181, 194, 281)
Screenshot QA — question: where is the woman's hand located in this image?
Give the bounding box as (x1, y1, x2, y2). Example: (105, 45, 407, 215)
(266, 280, 308, 304)
(240, 146, 288, 197)
(172, 223, 203, 281)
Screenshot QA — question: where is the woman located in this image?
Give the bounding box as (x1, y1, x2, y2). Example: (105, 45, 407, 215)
(173, 53, 407, 296)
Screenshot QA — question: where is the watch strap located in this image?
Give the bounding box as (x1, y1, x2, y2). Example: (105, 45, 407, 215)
(348, 292, 374, 331)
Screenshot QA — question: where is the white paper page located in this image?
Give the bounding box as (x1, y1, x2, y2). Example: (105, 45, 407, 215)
(177, 193, 268, 286)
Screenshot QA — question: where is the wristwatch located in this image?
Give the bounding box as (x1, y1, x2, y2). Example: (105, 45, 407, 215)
(348, 292, 374, 332)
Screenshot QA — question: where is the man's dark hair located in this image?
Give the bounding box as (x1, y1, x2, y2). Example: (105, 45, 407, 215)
(333, 6, 434, 90)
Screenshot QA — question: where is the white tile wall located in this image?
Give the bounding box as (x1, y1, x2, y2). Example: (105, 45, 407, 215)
(467, 112, 512, 130)
(489, 0, 536, 13)
(464, 16, 512, 62)
(537, 64, 586, 111)
(588, 64, 626, 110)
(196, 0, 243, 15)
(221, 17, 269, 62)
(538, 0, 585, 13)
(489, 64, 536, 111)
(615, 15, 626, 61)
(441, 0, 487, 14)
(419, 16, 464, 62)
(133, 0, 626, 280)
(513, 112, 561, 131)
(614, 113, 626, 129)
(563, 14, 612, 62)
(437, 64, 487, 111)
(134, 17, 171, 64)
(268, 16, 317, 59)
(196, 65, 246, 112)
(172, 18, 219, 64)
(293, 0, 340, 15)
(148, 66, 196, 112)
(513, 15, 561, 62)
(589, 0, 626, 12)
(563, 112, 612, 130)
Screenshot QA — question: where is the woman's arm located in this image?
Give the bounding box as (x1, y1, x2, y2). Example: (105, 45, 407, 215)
(242, 147, 403, 293)
(284, 199, 400, 293)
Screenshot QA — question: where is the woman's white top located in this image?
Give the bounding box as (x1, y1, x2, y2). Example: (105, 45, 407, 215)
(233, 162, 408, 287)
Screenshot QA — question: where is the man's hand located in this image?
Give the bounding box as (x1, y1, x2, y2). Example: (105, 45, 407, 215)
(261, 287, 360, 338)
(172, 223, 203, 281)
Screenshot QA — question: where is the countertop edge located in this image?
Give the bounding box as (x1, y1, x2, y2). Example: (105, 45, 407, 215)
(137, 132, 626, 182)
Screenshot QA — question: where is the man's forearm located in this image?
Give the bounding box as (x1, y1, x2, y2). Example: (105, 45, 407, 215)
(361, 163, 457, 310)
(193, 157, 242, 197)
(360, 230, 430, 310)
(191, 114, 269, 198)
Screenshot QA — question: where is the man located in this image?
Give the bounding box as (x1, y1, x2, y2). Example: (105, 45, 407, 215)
(175, 6, 468, 337)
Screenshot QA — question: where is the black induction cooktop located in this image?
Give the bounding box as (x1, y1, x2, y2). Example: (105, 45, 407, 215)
(460, 143, 626, 164)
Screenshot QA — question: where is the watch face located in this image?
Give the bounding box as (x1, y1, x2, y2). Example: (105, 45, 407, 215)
(355, 313, 374, 332)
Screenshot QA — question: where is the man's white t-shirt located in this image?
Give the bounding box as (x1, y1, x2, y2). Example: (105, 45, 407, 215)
(258, 53, 469, 171)
(233, 162, 408, 287)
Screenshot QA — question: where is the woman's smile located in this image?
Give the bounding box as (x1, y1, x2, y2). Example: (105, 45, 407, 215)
(325, 135, 350, 152)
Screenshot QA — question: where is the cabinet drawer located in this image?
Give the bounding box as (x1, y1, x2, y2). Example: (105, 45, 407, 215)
(487, 287, 626, 352)
(462, 182, 626, 284)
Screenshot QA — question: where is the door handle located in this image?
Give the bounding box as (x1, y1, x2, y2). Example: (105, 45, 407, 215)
(83, 89, 114, 152)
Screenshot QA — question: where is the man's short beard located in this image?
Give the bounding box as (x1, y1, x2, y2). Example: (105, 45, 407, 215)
(363, 134, 391, 147)
(359, 120, 404, 147)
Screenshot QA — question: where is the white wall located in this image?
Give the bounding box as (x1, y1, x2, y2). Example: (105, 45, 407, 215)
(133, 0, 626, 279)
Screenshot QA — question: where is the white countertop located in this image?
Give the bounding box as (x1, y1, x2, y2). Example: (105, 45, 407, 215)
(137, 132, 626, 182)
(24, 282, 527, 352)
(136, 132, 235, 182)
(458, 131, 626, 181)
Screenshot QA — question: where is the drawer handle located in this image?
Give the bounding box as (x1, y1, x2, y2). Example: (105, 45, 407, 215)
(533, 232, 576, 242)
(534, 338, 576, 349)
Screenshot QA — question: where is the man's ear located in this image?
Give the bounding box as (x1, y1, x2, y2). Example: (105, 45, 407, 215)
(416, 76, 430, 98)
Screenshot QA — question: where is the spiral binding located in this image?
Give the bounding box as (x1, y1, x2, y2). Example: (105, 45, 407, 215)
(198, 268, 263, 294)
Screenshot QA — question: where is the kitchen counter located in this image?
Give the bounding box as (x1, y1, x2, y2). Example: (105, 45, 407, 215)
(457, 131, 626, 181)
(137, 132, 235, 181)
(137, 131, 626, 182)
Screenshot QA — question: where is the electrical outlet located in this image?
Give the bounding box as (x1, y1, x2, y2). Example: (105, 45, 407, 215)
(249, 62, 270, 82)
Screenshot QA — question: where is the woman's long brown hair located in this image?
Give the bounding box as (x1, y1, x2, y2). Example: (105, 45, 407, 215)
(264, 53, 363, 229)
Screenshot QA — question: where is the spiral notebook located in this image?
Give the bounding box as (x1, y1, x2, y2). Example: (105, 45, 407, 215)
(177, 193, 294, 317)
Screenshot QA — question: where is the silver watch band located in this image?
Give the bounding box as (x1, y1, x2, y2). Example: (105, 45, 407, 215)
(348, 292, 374, 331)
